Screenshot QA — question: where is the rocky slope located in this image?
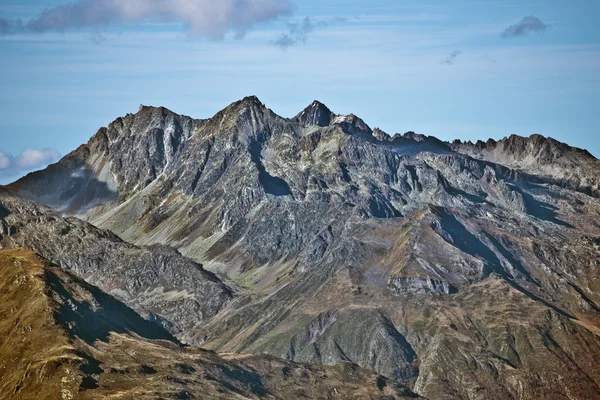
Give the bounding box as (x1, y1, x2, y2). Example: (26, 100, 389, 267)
(7, 97, 600, 399)
(450, 135, 600, 197)
(0, 187, 232, 339)
(0, 249, 415, 400)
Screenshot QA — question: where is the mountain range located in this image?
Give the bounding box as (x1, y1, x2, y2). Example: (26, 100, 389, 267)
(2, 96, 600, 399)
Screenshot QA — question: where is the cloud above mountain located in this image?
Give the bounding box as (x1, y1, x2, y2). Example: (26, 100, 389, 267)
(441, 50, 462, 65)
(0, 148, 61, 182)
(1, 0, 293, 39)
(501, 16, 548, 38)
(273, 17, 346, 49)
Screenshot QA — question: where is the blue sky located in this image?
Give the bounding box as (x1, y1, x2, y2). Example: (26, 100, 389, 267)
(1, 0, 599, 183)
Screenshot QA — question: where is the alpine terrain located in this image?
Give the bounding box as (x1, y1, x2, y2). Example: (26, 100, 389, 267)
(3, 96, 600, 399)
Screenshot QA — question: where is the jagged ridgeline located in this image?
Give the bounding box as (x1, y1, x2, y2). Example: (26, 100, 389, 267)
(4, 96, 600, 399)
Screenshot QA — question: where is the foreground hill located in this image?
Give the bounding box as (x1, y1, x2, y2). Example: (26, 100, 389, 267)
(7, 97, 600, 399)
(0, 249, 416, 400)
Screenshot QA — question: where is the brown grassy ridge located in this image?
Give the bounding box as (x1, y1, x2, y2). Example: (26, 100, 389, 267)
(0, 249, 83, 400)
(0, 249, 419, 400)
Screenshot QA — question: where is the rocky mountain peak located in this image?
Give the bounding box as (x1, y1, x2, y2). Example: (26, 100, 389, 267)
(205, 95, 275, 134)
(183, 98, 286, 169)
(400, 131, 425, 141)
(372, 127, 391, 141)
(123, 104, 195, 130)
(450, 133, 600, 196)
(227, 95, 269, 114)
(452, 133, 598, 166)
(502, 133, 560, 157)
(136, 103, 174, 114)
(238, 95, 266, 108)
(329, 113, 375, 140)
(391, 131, 452, 154)
(296, 100, 335, 127)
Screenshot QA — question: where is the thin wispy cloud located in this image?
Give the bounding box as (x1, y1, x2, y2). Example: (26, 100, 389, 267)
(0, 18, 10, 34)
(0, 0, 293, 40)
(0, 148, 61, 181)
(273, 17, 346, 49)
(441, 50, 462, 65)
(501, 15, 548, 38)
(0, 17, 23, 34)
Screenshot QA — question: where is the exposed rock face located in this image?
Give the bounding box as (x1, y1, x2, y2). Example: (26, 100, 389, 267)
(451, 134, 600, 196)
(7, 97, 600, 398)
(279, 309, 419, 385)
(0, 249, 417, 400)
(295, 100, 335, 127)
(0, 187, 232, 339)
(10, 106, 202, 217)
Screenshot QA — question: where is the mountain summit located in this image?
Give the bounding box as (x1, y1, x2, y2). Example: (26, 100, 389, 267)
(5, 97, 600, 399)
(295, 100, 335, 127)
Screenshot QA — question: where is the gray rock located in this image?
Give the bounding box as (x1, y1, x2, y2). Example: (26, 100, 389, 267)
(0, 187, 232, 338)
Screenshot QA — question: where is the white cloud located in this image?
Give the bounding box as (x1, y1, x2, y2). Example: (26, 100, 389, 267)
(15, 148, 61, 169)
(0, 148, 61, 183)
(7, 0, 294, 40)
(0, 151, 11, 170)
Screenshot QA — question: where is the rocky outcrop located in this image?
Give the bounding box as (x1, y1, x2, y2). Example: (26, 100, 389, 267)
(9, 105, 202, 216)
(451, 134, 600, 197)
(295, 100, 335, 127)
(388, 276, 454, 295)
(0, 187, 232, 338)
